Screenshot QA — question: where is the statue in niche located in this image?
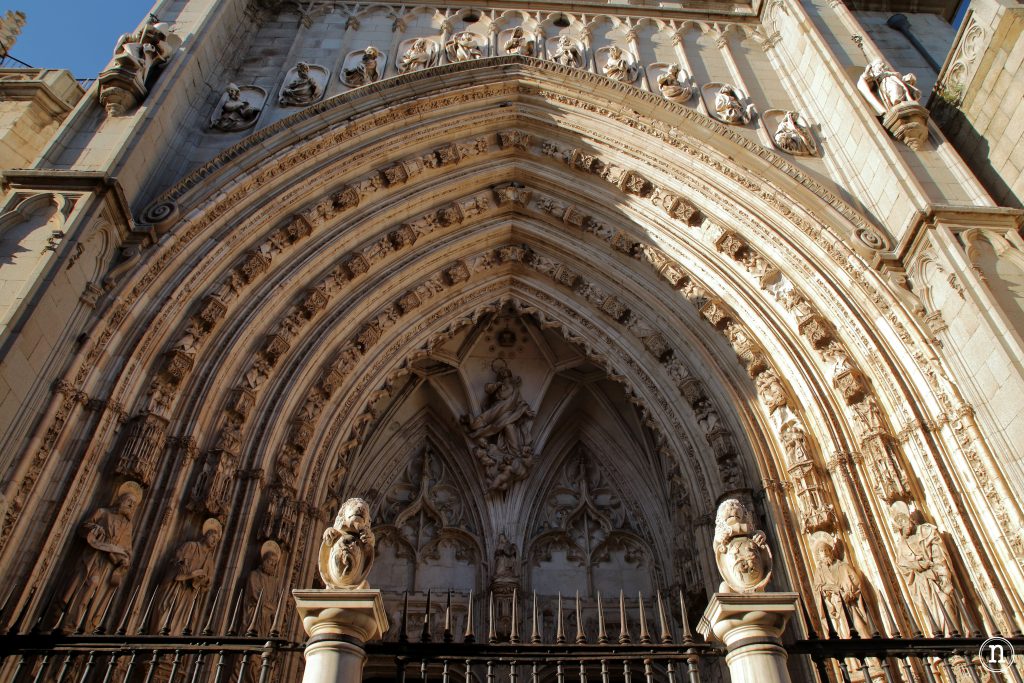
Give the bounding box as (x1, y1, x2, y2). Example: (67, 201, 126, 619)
(446, 32, 483, 62)
(657, 64, 692, 103)
(551, 35, 584, 68)
(342, 46, 381, 87)
(57, 481, 142, 632)
(398, 38, 436, 73)
(851, 394, 885, 436)
(462, 359, 536, 492)
(211, 83, 262, 132)
(602, 46, 635, 83)
(714, 85, 750, 125)
(755, 369, 788, 413)
(245, 540, 282, 634)
(493, 533, 519, 581)
(859, 59, 921, 112)
(319, 497, 376, 589)
(153, 518, 222, 633)
(712, 498, 773, 593)
(279, 62, 321, 106)
(781, 420, 811, 464)
(892, 509, 964, 635)
(773, 111, 816, 156)
(504, 27, 534, 56)
(811, 533, 871, 637)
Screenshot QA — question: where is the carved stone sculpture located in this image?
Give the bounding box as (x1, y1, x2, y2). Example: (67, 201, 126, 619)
(503, 27, 535, 56)
(153, 518, 223, 633)
(210, 83, 263, 132)
(493, 532, 519, 581)
(657, 64, 693, 103)
(445, 32, 484, 62)
(342, 46, 382, 87)
(398, 38, 438, 73)
(279, 62, 323, 106)
(601, 46, 637, 83)
(245, 540, 282, 634)
(772, 111, 816, 156)
(712, 498, 773, 593)
(98, 15, 179, 116)
(811, 533, 871, 637)
(892, 510, 965, 635)
(550, 35, 584, 68)
(57, 481, 142, 632)
(858, 59, 929, 149)
(318, 497, 376, 589)
(461, 359, 536, 491)
(713, 85, 751, 125)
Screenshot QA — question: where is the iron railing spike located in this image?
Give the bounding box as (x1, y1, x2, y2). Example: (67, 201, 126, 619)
(819, 593, 839, 639)
(919, 599, 941, 638)
(799, 597, 820, 640)
(422, 589, 433, 643)
(655, 590, 672, 644)
(226, 586, 246, 635)
(510, 587, 520, 644)
(8, 585, 36, 635)
(0, 585, 15, 624)
(936, 597, 961, 638)
(444, 589, 453, 644)
(575, 591, 585, 644)
(269, 587, 286, 637)
(245, 588, 264, 637)
(555, 592, 565, 644)
(201, 586, 223, 636)
(678, 589, 694, 641)
(488, 591, 496, 644)
(879, 597, 900, 638)
(597, 590, 608, 644)
(463, 589, 474, 644)
(114, 584, 142, 636)
(138, 586, 160, 635)
(181, 585, 205, 637)
(839, 597, 860, 639)
(399, 590, 409, 643)
(638, 591, 651, 644)
(618, 590, 630, 644)
(530, 590, 540, 644)
(94, 587, 121, 634)
(159, 584, 181, 635)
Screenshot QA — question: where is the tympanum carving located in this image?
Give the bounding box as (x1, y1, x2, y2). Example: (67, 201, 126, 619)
(319, 497, 376, 589)
(461, 359, 536, 492)
(713, 498, 772, 593)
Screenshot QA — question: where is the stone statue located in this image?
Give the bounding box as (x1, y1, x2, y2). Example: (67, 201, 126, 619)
(153, 518, 223, 633)
(602, 46, 635, 83)
(657, 64, 692, 103)
(859, 59, 920, 113)
(245, 540, 282, 634)
(851, 394, 885, 436)
(552, 35, 584, 68)
(781, 420, 811, 464)
(446, 32, 483, 62)
(812, 533, 871, 637)
(211, 84, 262, 132)
(504, 27, 534, 56)
(111, 15, 175, 87)
(714, 85, 750, 125)
(57, 481, 142, 632)
(318, 497, 376, 589)
(773, 111, 816, 156)
(892, 510, 964, 635)
(342, 46, 381, 87)
(279, 62, 321, 106)
(713, 498, 773, 593)
(398, 38, 436, 73)
(493, 532, 519, 581)
(755, 369, 788, 414)
(462, 359, 536, 491)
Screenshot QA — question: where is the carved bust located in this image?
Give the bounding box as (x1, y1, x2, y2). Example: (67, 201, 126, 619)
(318, 497, 376, 589)
(713, 498, 773, 593)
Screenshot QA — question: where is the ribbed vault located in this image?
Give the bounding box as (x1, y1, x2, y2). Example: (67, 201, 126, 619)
(5, 57, 1023, 635)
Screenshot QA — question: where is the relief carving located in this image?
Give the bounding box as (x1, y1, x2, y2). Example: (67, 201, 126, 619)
(398, 38, 439, 73)
(210, 84, 264, 132)
(341, 46, 383, 87)
(319, 497, 376, 589)
(713, 498, 773, 593)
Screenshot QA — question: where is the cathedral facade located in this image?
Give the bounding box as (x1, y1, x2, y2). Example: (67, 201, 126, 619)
(0, 0, 1023, 679)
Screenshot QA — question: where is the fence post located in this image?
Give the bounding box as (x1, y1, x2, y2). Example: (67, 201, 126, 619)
(293, 589, 389, 683)
(698, 593, 800, 683)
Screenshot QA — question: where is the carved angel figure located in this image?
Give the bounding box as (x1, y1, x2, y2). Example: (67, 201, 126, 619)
(602, 46, 635, 82)
(714, 85, 750, 125)
(504, 27, 534, 56)
(859, 59, 920, 113)
(713, 498, 773, 593)
(280, 62, 320, 106)
(399, 39, 434, 73)
(319, 497, 376, 589)
(343, 46, 380, 86)
(773, 111, 816, 156)
(211, 84, 261, 131)
(446, 32, 483, 62)
(552, 35, 584, 68)
(658, 64, 692, 103)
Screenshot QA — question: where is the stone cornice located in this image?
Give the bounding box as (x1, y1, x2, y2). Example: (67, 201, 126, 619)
(2, 170, 138, 240)
(0, 78, 78, 118)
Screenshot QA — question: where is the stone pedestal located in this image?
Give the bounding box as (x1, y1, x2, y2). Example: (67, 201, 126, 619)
(293, 589, 389, 683)
(698, 592, 800, 683)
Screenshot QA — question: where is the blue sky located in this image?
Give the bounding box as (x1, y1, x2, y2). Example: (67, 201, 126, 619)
(3, 0, 156, 80)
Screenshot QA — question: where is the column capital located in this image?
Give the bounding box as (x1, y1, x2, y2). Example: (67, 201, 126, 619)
(293, 588, 389, 643)
(698, 592, 800, 683)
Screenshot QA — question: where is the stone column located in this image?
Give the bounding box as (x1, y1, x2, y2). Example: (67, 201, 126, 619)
(698, 592, 800, 683)
(293, 589, 389, 683)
